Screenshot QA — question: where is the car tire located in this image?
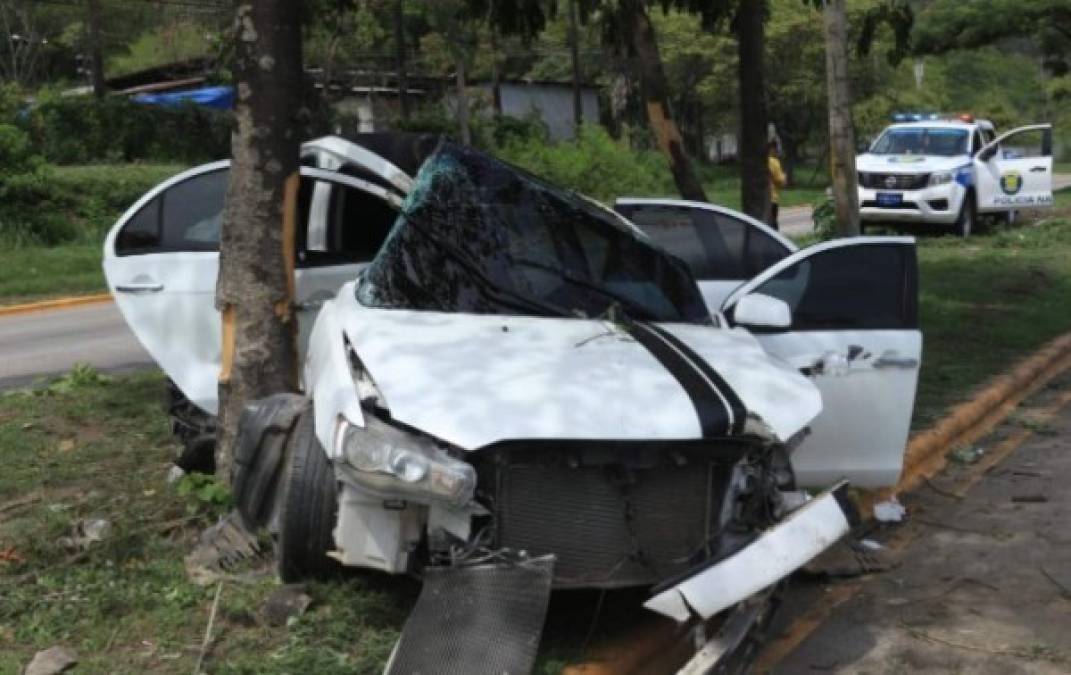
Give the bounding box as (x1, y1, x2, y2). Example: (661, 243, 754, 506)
(954, 193, 976, 237)
(277, 407, 343, 582)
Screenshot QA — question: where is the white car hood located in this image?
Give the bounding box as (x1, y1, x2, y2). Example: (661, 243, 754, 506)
(856, 153, 970, 174)
(329, 290, 820, 450)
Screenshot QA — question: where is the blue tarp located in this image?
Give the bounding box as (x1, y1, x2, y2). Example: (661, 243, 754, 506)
(132, 85, 234, 111)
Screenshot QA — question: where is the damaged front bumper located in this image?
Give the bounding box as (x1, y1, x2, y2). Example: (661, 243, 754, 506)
(645, 481, 856, 622)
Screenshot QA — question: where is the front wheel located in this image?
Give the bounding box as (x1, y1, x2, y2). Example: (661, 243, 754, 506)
(277, 407, 343, 582)
(953, 194, 976, 237)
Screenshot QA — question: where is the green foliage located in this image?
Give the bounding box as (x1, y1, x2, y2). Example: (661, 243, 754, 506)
(23, 90, 230, 165)
(497, 124, 674, 202)
(45, 363, 113, 394)
(175, 472, 232, 514)
(0, 159, 183, 248)
(108, 21, 216, 77)
(810, 195, 837, 240)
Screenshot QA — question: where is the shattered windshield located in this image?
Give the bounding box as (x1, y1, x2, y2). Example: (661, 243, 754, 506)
(356, 143, 710, 324)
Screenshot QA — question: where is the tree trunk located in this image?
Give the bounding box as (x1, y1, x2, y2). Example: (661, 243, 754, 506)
(736, 0, 769, 221)
(489, 29, 503, 117)
(625, 0, 707, 202)
(216, 1, 304, 483)
(454, 47, 471, 145)
(86, 0, 106, 97)
(393, 0, 409, 122)
(822, 0, 860, 236)
(568, 0, 583, 134)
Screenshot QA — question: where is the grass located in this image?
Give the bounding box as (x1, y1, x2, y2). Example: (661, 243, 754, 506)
(0, 369, 412, 674)
(0, 244, 106, 304)
(912, 202, 1071, 427)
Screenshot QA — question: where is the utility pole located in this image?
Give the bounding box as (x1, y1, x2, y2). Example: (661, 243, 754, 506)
(393, 0, 409, 121)
(568, 0, 583, 134)
(822, 0, 860, 236)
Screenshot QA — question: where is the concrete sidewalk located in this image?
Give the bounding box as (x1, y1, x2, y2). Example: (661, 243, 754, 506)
(771, 370, 1071, 674)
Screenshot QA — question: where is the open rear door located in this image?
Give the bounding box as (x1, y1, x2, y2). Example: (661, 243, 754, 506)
(974, 124, 1054, 213)
(722, 237, 921, 489)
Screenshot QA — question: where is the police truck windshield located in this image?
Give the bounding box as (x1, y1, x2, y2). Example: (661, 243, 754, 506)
(870, 128, 969, 157)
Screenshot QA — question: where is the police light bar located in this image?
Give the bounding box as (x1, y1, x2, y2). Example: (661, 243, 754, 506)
(891, 112, 941, 122)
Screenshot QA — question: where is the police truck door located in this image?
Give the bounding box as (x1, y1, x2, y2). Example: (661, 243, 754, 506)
(975, 124, 1054, 213)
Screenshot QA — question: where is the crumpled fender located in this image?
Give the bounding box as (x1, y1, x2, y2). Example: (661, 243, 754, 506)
(231, 393, 310, 530)
(303, 297, 366, 457)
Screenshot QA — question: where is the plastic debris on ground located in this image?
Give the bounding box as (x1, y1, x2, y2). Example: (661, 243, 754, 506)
(873, 497, 907, 523)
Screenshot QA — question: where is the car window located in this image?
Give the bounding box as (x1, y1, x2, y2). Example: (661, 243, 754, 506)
(998, 128, 1051, 160)
(971, 131, 983, 155)
(618, 204, 791, 281)
(115, 169, 228, 255)
(297, 180, 399, 267)
(743, 243, 918, 330)
(871, 127, 968, 156)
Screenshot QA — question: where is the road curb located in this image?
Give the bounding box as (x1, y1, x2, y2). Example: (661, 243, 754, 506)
(562, 330, 1071, 675)
(0, 293, 113, 318)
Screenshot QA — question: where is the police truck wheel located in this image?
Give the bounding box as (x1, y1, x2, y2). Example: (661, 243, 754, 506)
(954, 194, 975, 238)
(277, 407, 343, 582)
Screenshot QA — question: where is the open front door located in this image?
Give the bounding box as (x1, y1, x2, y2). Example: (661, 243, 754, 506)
(974, 124, 1054, 213)
(722, 238, 921, 489)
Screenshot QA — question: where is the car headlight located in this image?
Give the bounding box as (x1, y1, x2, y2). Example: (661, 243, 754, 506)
(928, 171, 953, 186)
(333, 415, 476, 507)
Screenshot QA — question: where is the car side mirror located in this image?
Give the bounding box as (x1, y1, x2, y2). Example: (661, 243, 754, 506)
(978, 146, 996, 162)
(733, 293, 792, 329)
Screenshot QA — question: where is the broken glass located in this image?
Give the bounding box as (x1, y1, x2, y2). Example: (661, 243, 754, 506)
(356, 143, 710, 324)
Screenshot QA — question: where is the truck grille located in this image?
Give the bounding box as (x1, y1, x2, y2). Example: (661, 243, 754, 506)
(480, 441, 748, 588)
(859, 172, 929, 190)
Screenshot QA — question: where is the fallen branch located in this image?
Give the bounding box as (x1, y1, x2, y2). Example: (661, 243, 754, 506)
(193, 581, 223, 675)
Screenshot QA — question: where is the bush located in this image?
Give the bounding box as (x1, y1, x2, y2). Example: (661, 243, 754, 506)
(22, 91, 230, 165)
(495, 124, 675, 203)
(0, 124, 71, 246)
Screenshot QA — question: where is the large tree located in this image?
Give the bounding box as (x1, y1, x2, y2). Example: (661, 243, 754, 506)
(735, 0, 769, 221)
(821, 0, 859, 236)
(215, 0, 305, 481)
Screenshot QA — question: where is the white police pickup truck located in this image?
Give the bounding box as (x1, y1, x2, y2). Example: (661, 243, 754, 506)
(857, 114, 1054, 236)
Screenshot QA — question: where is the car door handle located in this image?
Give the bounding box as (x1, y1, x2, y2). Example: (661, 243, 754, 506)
(873, 355, 918, 370)
(115, 282, 164, 294)
(1030, 166, 1047, 173)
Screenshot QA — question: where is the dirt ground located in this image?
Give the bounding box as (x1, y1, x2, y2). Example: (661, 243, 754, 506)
(769, 370, 1071, 674)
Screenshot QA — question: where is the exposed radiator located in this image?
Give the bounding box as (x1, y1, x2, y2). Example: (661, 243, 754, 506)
(486, 443, 745, 588)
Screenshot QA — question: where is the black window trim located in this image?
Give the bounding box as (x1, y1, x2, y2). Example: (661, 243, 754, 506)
(114, 163, 404, 258)
(723, 239, 919, 332)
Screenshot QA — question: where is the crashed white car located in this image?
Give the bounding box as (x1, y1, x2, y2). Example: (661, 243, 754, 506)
(103, 135, 921, 673)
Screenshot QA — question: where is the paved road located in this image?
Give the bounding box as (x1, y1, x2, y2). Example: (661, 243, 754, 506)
(0, 302, 152, 390)
(778, 173, 1071, 239)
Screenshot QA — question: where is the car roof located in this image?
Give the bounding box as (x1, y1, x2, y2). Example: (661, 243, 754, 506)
(884, 119, 995, 132)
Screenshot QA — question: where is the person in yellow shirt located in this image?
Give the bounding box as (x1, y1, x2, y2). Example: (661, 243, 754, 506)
(768, 141, 787, 230)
